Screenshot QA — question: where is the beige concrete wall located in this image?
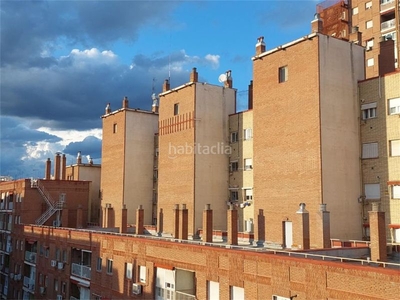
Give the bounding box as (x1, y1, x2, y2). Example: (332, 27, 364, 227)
(319, 35, 365, 240)
(194, 83, 236, 232)
(123, 111, 158, 225)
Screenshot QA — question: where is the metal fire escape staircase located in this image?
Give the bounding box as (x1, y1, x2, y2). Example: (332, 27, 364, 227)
(33, 180, 64, 225)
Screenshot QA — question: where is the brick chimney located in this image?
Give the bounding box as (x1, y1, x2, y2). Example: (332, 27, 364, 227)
(190, 67, 198, 83)
(122, 96, 129, 109)
(369, 202, 387, 261)
(173, 204, 179, 238)
(163, 79, 170, 92)
(135, 205, 144, 235)
(227, 205, 238, 245)
(255, 36, 266, 55)
(61, 154, 66, 180)
(311, 13, 323, 33)
(54, 153, 61, 180)
(317, 204, 331, 248)
(224, 70, 233, 89)
(379, 37, 395, 76)
(202, 204, 213, 243)
(179, 204, 189, 240)
(120, 204, 128, 234)
(157, 208, 164, 236)
(294, 203, 310, 250)
(76, 205, 83, 228)
(45, 158, 51, 180)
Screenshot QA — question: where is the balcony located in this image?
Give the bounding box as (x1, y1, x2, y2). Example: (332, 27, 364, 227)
(380, 0, 395, 12)
(24, 251, 37, 264)
(23, 276, 35, 293)
(381, 19, 396, 31)
(71, 263, 91, 280)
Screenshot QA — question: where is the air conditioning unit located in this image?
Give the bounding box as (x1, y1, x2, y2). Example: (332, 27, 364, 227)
(14, 274, 21, 281)
(9, 273, 14, 279)
(132, 283, 142, 295)
(57, 295, 63, 300)
(40, 287, 46, 295)
(51, 260, 57, 267)
(57, 262, 64, 270)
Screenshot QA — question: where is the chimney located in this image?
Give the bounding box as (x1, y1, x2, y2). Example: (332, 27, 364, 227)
(105, 103, 111, 114)
(120, 204, 128, 233)
(77, 151, 82, 164)
(45, 158, 51, 180)
(349, 26, 362, 44)
(202, 204, 213, 243)
(102, 203, 113, 228)
(157, 208, 164, 236)
(224, 70, 233, 89)
(76, 205, 83, 229)
(227, 205, 238, 245)
(61, 154, 66, 180)
(122, 96, 129, 109)
(135, 205, 144, 235)
(294, 203, 310, 250)
(311, 13, 323, 33)
(163, 79, 170, 92)
(179, 204, 189, 240)
(379, 37, 395, 76)
(151, 93, 159, 113)
(317, 203, 331, 248)
(61, 205, 68, 228)
(173, 204, 180, 239)
(190, 67, 198, 83)
(248, 80, 253, 110)
(254, 209, 266, 247)
(54, 153, 61, 180)
(255, 36, 266, 55)
(369, 203, 387, 261)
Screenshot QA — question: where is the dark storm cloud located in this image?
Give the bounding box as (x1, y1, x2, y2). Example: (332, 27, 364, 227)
(63, 136, 102, 159)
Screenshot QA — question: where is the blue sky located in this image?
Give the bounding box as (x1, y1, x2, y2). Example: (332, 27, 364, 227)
(0, 0, 318, 179)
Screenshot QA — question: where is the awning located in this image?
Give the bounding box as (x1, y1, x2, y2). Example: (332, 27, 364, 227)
(389, 224, 400, 229)
(387, 180, 400, 185)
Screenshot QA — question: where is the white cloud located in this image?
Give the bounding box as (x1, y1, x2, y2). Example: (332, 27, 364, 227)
(37, 127, 102, 146)
(205, 54, 220, 69)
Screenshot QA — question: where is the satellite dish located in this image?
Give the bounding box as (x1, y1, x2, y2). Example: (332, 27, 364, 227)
(218, 73, 227, 83)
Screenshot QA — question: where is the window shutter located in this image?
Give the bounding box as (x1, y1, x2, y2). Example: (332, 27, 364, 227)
(362, 143, 378, 158)
(391, 140, 400, 156)
(393, 186, 400, 199)
(365, 184, 380, 199)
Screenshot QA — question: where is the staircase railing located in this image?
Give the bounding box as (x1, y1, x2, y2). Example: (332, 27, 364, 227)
(32, 180, 64, 225)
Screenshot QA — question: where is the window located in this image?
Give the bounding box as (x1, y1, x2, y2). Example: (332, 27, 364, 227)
(45, 247, 49, 258)
(106, 259, 113, 274)
(392, 186, 400, 199)
(388, 98, 400, 115)
(139, 265, 147, 283)
(230, 132, 238, 143)
(126, 262, 133, 279)
(62, 250, 67, 262)
(366, 20, 373, 29)
(367, 58, 374, 66)
(365, 1, 372, 9)
(366, 39, 374, 50)
(54, 279, 58, 292)
(244, 128, 252, 140)
(113, 123, 117, 133)
(230, 286, 244, 300)
(61, 281, 66, 293)
(279, 66, 288, 83)
(45, 275, 48, 287)
(362, 142, 378, 158)
(96, 257, 102, 271)
(55, 248, 60, 261)
(352, 7, 358, 15)
(21, 241, 24, 251)
(244, 158, 253, 170)
(245, 189, 253, 200)
(390, 140, 400, 156)
(16, 240, 19, 250)
(361, 102, 377, 119)
(230, 161, 239, 172)
(39, 273, 43, 285)
(174, 103, 179, 115)
(365, 183, 380, 199)
(230, 191, 239, 201)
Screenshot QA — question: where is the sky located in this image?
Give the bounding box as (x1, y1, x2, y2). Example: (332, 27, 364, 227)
(0, 0, 319, 179)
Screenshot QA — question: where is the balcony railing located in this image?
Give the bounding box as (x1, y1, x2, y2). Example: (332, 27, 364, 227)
(24, 251, 37, 264)
(70, 297, 79, 300)
(380, 0, 395, 12)
(71, 263, 91, 280)
(381, 19, 396, 31)
(175, 291, 196, 300)
(23, 276, 35, 293)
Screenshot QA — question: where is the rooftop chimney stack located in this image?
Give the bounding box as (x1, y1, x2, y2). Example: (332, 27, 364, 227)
(248, 80, 253, 110)
(224, 70, 233, 89)
(122, 96, 129, 109)
(311, 13, 323, 33)
(77, 151, 82, 165)
(190, 67, 198, 83)
(61, 154, 66, 180)
(105, 103, 111, 114)
(151, 93, 159, 113)
(45, 158, 51, 180)
(379, 37, 395, 76)
(54, 153, 61, 180)
(163, 79, 170, 92)
(255, 36, 266, 55)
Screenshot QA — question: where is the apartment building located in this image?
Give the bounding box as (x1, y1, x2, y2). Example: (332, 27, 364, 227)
(359, 71, 400, 241)
(157, 68, 236, 237)
(228, 109, 254, 232)
(65, 152, 101, 224)
(100, 97, 158, 231)
(252, 33, 365, 249)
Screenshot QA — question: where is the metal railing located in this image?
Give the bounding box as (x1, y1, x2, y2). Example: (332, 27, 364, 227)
(71, 263, 91, 280)
(24, 251, 37, 264)
(34, 180, 64, 225)
(175, 290, 196, 300)
(381, 19, 396, 31)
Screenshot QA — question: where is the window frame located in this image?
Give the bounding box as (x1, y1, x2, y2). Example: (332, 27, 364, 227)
(244, 158, 253, 170)
(278, 66, 288, 83)
(96, 257, 102, 272)
(365, 183, 381, 200)
(388, 98, 400, 115)
(174, 103, 179, 116)
(244, 128, 252, 140)
(390, 140, 400, 156)
(230, 132, 239, 143)
(362, 142, 378, 159)
(106, 258, 113, 275)
(230, 161, 239, 172)
(392, 186, 400, 199)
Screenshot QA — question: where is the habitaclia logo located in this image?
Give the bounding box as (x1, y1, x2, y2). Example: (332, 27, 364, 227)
(168, 142, 232, 159)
